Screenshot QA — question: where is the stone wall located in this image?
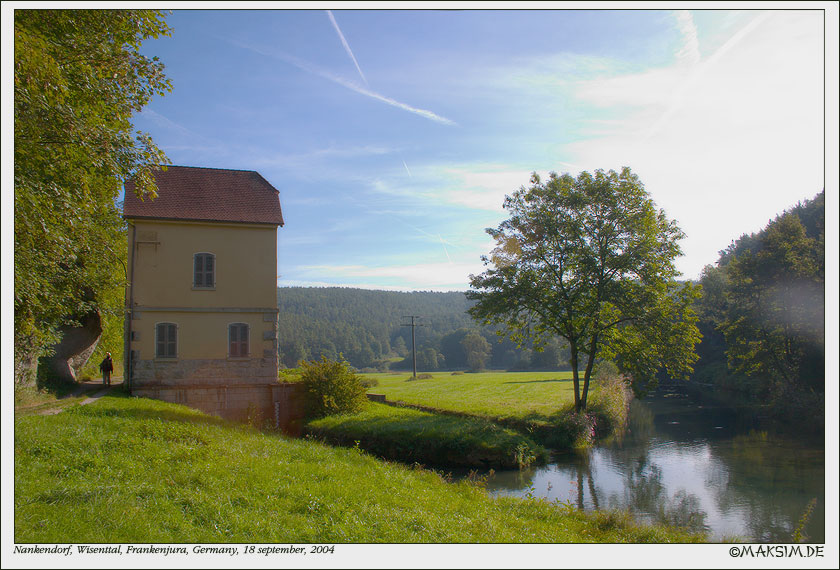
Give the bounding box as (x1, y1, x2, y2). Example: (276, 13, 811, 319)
(131, 356, 278, 386)
(130, 355, 303, 429)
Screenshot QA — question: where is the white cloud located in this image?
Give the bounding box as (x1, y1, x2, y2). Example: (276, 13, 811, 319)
(564, 10, 824, 279)
(675, 10, 701, 67)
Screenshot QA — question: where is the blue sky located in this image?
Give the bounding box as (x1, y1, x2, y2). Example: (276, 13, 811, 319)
(129, 7, 831, 291)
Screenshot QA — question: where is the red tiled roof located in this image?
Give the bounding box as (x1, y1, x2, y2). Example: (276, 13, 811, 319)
(123, 166, 284, 226)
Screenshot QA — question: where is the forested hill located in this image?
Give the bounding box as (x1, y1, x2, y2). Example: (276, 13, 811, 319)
(276, 287, 566, 371)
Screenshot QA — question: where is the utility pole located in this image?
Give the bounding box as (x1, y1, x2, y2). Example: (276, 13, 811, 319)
(401, 316, 423, 379)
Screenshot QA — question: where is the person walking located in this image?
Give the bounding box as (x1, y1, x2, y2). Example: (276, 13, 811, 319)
(99, 352, 114, 386)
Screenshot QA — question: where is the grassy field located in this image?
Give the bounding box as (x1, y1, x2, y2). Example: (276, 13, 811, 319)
(306, 402, 548, 469)
(14, 393, 702, 543)
(360, 371, 578, 422)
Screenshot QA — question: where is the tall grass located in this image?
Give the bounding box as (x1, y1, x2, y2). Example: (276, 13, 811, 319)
(15, 394, 701, 543)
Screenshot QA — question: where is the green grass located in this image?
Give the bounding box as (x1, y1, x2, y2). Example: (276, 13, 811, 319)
(360, 371, 577, 422)
(360, 370, 632, 449)
(14, 382, 99, 417)
(306, 402, 548, 469)
(15, 393, 701, 543)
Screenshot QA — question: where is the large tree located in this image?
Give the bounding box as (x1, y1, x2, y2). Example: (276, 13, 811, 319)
(14, 10, 171, 384)
(467, 168, 701, 411)
(719, 201, 825, 393)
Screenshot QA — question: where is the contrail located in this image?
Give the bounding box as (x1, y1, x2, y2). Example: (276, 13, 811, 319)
(403, 160, 412, 177)
(645, 11, 772, 141)
(438, 234, 453, 263)
(326, 10, 368, 86)
(231, 39, 456, 126)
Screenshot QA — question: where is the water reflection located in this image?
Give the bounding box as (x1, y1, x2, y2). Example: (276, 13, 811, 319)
(485, 391, 825, 543)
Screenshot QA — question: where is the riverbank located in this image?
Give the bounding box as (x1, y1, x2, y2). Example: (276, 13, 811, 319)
(14, 393, 703, 543)
(358, 369, 632, 450)
(305, 402, 549, 469)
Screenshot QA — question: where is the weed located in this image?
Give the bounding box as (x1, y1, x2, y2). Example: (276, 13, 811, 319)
(792, 498, 817, 543)
(514, 442, 537, 469)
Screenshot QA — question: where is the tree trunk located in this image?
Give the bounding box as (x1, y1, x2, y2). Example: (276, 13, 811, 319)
(570, 342, 582, 412)
(580, 335, 599, 410)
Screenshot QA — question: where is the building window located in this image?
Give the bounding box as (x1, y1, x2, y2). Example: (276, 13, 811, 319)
(155, 322, 177, 358)
(193, 253, 215, 288)
(229, 323, 249, 358)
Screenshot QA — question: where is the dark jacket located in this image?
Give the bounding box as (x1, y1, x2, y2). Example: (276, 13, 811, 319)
(99, 356, 114, 373)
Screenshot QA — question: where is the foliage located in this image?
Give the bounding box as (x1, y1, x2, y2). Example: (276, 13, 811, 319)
(720, 209, 824, 391)
(300, 357, 368, 419)
(306, 402, 548, 469)
(461, 330, 492, 371)
(692, 191, 824, 419)
(276, 287, 568, 372)
(14, 9, 172, 383)
(14, 395, 702, 543)
(468, 167, 701, 411)
(792, 498, 818, 543)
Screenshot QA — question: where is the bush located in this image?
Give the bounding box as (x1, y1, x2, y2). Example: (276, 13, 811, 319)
(278, 368, 302, 383)
(359, 377, 379, 389)
(300, 357, 368, 419)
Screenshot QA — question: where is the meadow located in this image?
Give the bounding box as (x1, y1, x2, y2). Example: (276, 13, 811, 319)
(359, 371, 578, 422)
(306, 402, 548, 469)
(14, 392, 701, 543)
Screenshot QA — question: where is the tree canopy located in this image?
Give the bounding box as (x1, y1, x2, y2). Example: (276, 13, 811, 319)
(14, 10, 172, 383)
(696, 191, 825, 398)
(467, 167, 701, 411)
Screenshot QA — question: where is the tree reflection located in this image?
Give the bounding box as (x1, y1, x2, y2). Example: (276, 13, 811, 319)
(605, 456, 709, 534)
(707, 430, 825, 542)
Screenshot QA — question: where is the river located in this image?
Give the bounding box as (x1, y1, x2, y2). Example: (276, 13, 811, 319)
(484, 386, 826, 543)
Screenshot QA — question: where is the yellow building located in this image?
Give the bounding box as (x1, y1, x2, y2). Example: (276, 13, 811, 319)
(123, 165, 286, 420)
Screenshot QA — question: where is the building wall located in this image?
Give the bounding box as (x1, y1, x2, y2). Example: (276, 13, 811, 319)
(129, 219, 277, 309)
(126, 218, 280, 420)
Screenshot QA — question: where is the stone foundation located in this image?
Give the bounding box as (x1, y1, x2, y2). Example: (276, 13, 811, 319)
(132, 356, 278, 386)
(131, 381, 304, 430)
(129, 356, 302, 428)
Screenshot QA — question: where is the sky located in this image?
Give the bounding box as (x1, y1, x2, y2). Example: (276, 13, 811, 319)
(3, 5, 833, 295)
(124, 7, 834, 292)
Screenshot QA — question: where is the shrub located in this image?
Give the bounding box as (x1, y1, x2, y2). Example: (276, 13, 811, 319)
(278, 368, 302, 383)
(359, 377, 379, 389)
(300, 357, 368, 419)
(417, 373, 433, 380)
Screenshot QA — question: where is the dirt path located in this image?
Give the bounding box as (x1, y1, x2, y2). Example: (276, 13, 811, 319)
(17, 378, 123, 416)
(79, 382, 121, 405)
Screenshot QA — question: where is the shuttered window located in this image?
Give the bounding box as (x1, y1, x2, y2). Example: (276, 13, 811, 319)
(155, 323, 177, 358)
(229, 323, 249, 358)
(194, 253, 215, 288)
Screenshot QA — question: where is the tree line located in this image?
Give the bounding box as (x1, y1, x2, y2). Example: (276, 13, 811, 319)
(276, 287, 571, 372)
(691, 191, 825, 430)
